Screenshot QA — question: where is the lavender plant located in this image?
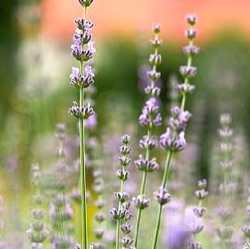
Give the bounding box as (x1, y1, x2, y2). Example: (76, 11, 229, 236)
(68, 1, 96, 248)
(216, 114, 236, 249)
(26, 164, 49, 249)
(151, 14, 199, 249)
(186, 179, 208, 249)
(133, 23, 162, 248)
(110, 135, 133, 249)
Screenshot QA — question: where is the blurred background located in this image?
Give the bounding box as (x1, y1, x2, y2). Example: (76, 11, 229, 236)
(1, 0, 250, 243)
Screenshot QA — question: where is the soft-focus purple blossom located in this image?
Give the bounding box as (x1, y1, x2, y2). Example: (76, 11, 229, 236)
(139, 97, 162, 127)
(68, 102, 95, 119)
(139, 135, 158, 150)
(179, 65, 197, 78)
(177, 83, 195, 94)
(185, 29, 197, 40)
(160, 128, 187, 152)
(75, 18, 94, 30)
(134, 155, 159, 172)
(132, 195, 150, 209)
(153, 187, 171, 205)
(183, 45, 200, 56)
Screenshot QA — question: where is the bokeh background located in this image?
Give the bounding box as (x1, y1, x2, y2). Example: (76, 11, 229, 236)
(1, 0, 250, 246)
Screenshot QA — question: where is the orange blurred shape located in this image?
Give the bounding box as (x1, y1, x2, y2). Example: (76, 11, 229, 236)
(41, 0, 250, 43)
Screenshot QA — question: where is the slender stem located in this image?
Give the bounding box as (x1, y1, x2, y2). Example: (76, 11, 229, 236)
(161, 151, 173, 188)
(152, 204, 163, 249)
(115, 180, 124, 249)
(79, 94, 88, 249)
(79, 7, 88, 249)
(134, 129, 151, 248)
(151, 151, 173, 249)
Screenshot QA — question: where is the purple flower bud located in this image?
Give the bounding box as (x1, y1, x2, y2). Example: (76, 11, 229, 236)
(197, 179, 207, 189)
(117, 169, 129, 181)
(153, 187, 172, 205)
(179, 66, 197, 78)
(185, 29, 197, 40)
(160, 128, 186, 152)
(119, 144, 132, 156)
(68, 102, 95, 119)
(121, 223, 132, 234)
(118, 156, 131, 167)
(139, 135, 158, 150)
(153, 23, 160, 34)
(194, 189, 208, 200)
(186, 14, 197, 26)
(149, 54, 162, 65)
(121, 236, 133, 247)
(192, 206, 206, 218)
(121, 134, 130, 144)
(147, 70, 161, 81)
(177, 83, 195, 94)
(75, 18, 94, 31)
(132, 195, 150, 209)
(183, 45, 200, 56)
(134, 155, 159, 172)
(114, 192, 130, 203)
(144, 85, 161, 96)
(150, 38, 162, 48)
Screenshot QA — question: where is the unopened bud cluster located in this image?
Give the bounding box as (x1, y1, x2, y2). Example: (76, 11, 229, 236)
(186, 179, 208, 249)
(160, 15, 199, 153)
(91, 168, 106, 249)
(27, 164, 49, 248)
(216, 114, 236, 247)
(110, 135, 134, 248)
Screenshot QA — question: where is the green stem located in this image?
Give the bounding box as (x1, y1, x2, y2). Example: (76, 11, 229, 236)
(115, 180, 124, 249)
(151, 151, 173, 249)
(133, 130, 151, 248)
(161, 151, 173, 188)
(79, 99, 88, 249)
(152, 204, 163, 249)
(79, 6, 89, 249)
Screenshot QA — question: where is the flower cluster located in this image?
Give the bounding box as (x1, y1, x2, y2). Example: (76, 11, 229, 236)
(160, 14, 199, 153)
(216, 114, 236, 248)
(68, 0, 96, 120)
(110, 135, 134, 249)
(91, 168, 106, 249)
(26, 164, 49, 249)
(133, 24, 163, 248)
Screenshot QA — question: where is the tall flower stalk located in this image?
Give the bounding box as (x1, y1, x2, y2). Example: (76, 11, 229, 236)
(133, 24, 162, 248)
(68, 1, 96, 248)
(110, 135, 133, 249)
(216, 114, 235, 249)
(152, 14, 199, 249)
